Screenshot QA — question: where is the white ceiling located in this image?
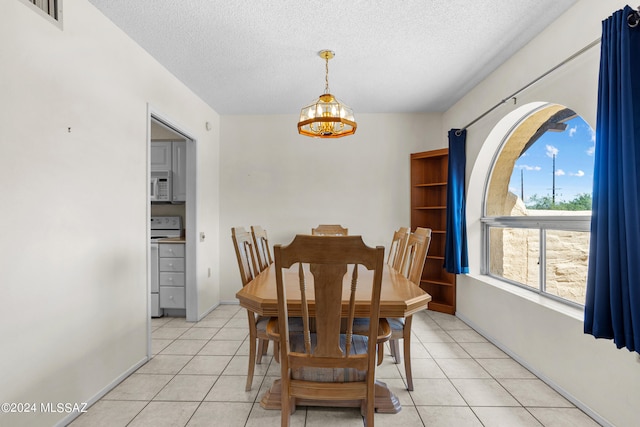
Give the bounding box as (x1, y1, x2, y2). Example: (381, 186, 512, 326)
(87, 0, 576, 115)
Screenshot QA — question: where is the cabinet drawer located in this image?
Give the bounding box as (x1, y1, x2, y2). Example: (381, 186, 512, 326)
(160, 272, 185, 287)
(159, 244, 185, 258)
(160, 286, 185, 309)
(159, 257, 185, 272)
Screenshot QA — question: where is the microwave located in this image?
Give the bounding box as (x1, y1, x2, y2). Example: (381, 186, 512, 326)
(150, 171, 172, 202)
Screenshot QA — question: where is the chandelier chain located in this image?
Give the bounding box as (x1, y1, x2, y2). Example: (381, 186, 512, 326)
(324, 55, 330, 94)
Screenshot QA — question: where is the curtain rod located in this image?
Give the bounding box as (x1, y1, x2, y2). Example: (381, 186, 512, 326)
(455, 37, 601, 136)
(456, 6, 640, 136)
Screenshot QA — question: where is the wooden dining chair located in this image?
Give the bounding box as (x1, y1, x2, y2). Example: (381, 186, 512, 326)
(311, 224, 348, 236)
(387, 227, 410, 270)
(267, 235, 389, 427)
(389, 227, 431, 391)
(231, 226, 275, 391)
(251, 225, 273, 272)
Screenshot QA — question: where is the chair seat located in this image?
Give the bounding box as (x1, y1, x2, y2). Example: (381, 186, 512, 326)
(257, 316, 304, 334)
(289, 332, 368, 382)
(353, 317, 404, 337)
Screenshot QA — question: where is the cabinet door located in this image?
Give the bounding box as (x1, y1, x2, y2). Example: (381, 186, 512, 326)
(151, 141, 172, 171)
(172, 141, 187, 202)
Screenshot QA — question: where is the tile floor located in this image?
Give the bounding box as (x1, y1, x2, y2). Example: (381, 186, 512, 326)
(69, 306, 600, 426)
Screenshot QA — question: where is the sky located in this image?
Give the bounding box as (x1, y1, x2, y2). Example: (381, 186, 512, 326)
(509, 116, 595, 204)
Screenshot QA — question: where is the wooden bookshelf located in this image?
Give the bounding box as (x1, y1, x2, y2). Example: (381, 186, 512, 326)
(411, 149, 456, 314)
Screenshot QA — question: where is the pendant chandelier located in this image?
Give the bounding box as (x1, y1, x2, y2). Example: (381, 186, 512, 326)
(297, 50, 357, 138)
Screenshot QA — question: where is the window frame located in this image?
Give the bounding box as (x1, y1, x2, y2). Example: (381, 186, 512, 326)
(481, 106, 593, 309)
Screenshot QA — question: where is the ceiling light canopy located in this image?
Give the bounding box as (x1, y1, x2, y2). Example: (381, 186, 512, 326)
(297, 50, 357, 138)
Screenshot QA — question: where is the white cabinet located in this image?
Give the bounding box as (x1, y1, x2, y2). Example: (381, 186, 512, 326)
(159, 243, 185, 309)
(151, 141, 172, 171)
(172, 141, 187, 203)
(151, 140, 187, 203)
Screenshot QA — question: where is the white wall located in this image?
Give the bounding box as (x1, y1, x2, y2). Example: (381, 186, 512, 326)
(443, 1, 640, 426)
(0, 1, 220, 426)
(218, 113, 442, 301)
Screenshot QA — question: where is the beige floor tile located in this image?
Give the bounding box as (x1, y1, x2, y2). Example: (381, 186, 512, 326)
(160, 339, 208, 356)
(163, 317, 195, 328)
(204, 375, 261, 402)
(416, 406, 483, 427)
(460, 342, 509, 359)
(400, 357, 447, 379)
(192, 317, 230, 328)
(186, 402, 253, 427)
(423, 342, 471, 358)
(379, 378, 413, 405)
(244, 402, 306, 427)
(152, 339, 174, 355)
(104, 373, 173, 401)
(211, 327, 249, 341)
(527, 407, 601, 427)
(154, 374, 217, 401)
(180, 355, 233, 375)
(226, 317, 249, 328)
(305, 407, 364, 426)
(128, 401, 199, 427)
(179, 327, 220, 340)
(428, 312, 472, 331)
(152, 327, 189, 340)
(136, 354, 193, 374)
(413, 329, 456, 343)
(376, 403, 424, 426)
(198, 339, 243, 355)
(84, 307, 602, 427)
(476, 358, 536, 379)
(151, 317, 172, 327)
(68, 400, 147, 427)
(498, 379, 573, 407)
(409, 379, 466, 406)
(223, 355, 272, 377)
(375, 359, 404, 379)
(436, 358, 492, 379)
(472, 406, 543, 427)
(448, 329, 489, 343)
(451, 379, 520, 407)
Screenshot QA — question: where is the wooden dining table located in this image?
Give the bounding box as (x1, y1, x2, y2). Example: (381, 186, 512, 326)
(236, 262, 432, 413)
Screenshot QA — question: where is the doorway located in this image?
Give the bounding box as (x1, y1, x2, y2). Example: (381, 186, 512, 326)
(148, 110, 198, 356)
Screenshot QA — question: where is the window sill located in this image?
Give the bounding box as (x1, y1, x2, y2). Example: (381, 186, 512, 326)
(464, 272, 585, 322)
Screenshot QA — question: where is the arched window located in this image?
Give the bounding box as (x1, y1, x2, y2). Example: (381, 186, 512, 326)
(482, 103, 594, 306)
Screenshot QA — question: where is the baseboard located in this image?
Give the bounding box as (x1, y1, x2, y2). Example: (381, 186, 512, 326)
(54, 356, 149, 427)
(455, 311, 610, 427)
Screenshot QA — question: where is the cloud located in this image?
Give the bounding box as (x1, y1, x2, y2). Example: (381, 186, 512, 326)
(568, 126, 577, 137)
(587, 144, 595, 156)
(555, 169, 565, 176)
(546, 144, 559, 158)
(589, 127, 596, 142)
(516, 164, 542, 171)
(570, 170, 585, 177)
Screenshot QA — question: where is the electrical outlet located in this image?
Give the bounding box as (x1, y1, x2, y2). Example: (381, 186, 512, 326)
(199, 232, 205, 242)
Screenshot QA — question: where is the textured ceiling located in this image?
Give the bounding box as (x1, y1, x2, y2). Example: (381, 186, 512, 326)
(87, 0, 576, 115)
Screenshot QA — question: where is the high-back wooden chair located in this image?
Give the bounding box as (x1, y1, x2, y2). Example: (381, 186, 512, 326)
(231, 227, 273, 391)
(387, 227, 409, 270)
(311, 224, 348, 236)
(251, 225, 273, 272)
(268, 235, 388, 427)
(388, 227, 431, 391)
(399, 227, 432, 286)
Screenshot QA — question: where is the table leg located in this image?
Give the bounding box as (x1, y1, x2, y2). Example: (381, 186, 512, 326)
(259, 379, 401, 414)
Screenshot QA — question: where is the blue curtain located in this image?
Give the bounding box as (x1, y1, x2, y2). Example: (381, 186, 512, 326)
(444, 129, 469, 274)
(584, 6, 640, 353)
